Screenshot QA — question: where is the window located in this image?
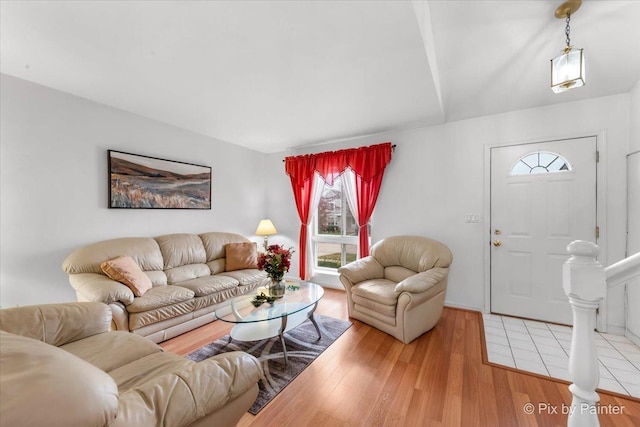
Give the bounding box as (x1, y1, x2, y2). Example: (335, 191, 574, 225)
(313, 175, 359, 270)
(510, 151, 572, 175)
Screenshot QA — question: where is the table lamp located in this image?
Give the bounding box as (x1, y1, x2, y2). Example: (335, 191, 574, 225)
(255, 219, 277, 251)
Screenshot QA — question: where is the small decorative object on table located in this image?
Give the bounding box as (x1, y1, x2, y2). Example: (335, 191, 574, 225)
(251, 292, 277, 307)
(257, 244, 294, 298)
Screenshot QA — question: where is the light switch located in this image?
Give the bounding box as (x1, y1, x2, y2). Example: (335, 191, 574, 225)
(465, 213, 481, 223)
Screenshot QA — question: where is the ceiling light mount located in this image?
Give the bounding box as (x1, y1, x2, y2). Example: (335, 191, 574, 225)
(550, 0, 585, 93)
(554, 0, 582, 19)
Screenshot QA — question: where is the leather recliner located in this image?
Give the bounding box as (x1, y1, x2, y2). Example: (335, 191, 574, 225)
(338, 235, 453, 344)
(0, 302, 262, 427)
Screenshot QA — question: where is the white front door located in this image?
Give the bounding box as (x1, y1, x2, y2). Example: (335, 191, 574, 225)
(490, 137, 597, 325)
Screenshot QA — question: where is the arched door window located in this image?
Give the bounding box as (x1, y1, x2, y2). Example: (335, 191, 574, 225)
(510, 151, 572, 175)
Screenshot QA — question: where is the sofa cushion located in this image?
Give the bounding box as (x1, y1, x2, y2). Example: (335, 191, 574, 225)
(144, 270, 168, 286)
(353, 302, 396, 325)
(351, 279, 398, 306)
(371, 235, 453, 272)
(1, 331, 119, 427)
(109, 352, 193, 392)
(101, 256, 153, 296)
(207, 259, 226, 275)
(174, 275, 239, 297)
(61, 330, 162, 372)
(62, 237, 164, 275)
(126, 286, 195, 313)
(155, 233, 207, 270)
(225, 242, 258, 271)
(352, 296, 397, 319)
(128, 300, 197, 331)
(165, 263, 211, 284)
(192, 288, 241, 311)
(218, 269, 267, 286)
(384, 266, 417, 284)
(199, 232, 251, 262)
(0, 301, 112, 347)
(113, 352, 262, 427)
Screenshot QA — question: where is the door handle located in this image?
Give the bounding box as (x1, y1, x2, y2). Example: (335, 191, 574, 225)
(493, 240, 501, 247)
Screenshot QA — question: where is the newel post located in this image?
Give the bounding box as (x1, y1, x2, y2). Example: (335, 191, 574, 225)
(563, 240, 606, 427)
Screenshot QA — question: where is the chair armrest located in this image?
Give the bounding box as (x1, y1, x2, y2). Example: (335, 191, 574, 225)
(394, 268, 449, 294)
(113, 351, 262, 427)
(0, 302, 112, 346)
(338, 256, 384, 285)
(69, 273, 135, 305)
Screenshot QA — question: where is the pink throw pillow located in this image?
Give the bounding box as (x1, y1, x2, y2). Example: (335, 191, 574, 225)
(100, 256, 152, 297)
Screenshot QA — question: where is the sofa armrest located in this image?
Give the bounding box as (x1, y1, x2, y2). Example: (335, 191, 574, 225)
(69, 273, 135, 305)
(0, 330, 119, 427)
(113, 351, 262, 427)
(394, 268, 449, 294)
(0, 302, 112, 346)
(338, 256, 384, 285)
(108, 302, 130, 331)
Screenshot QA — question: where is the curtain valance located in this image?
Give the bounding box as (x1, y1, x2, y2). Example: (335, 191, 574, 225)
(285, 142, 393, 186)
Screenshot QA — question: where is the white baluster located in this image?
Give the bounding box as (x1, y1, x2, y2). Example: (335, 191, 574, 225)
(563, 240, 606, 427)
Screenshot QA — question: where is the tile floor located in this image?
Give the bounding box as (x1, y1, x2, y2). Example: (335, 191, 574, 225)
(482, 313, 640, 398)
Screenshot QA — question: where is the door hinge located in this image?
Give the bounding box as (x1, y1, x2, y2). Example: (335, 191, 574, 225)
(596, 151, 600, 163)
(595, 226, 600, 239)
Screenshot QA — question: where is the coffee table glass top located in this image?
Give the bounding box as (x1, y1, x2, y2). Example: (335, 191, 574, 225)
(215, 281, 324, 324)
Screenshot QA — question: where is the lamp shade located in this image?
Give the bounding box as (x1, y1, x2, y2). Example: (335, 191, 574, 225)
(255, 219, 277, 236)
(551, 47, 585, 93)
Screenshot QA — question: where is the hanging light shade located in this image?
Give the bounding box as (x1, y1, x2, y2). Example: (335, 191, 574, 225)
(550, 0, 585, 93)
(551, 47, 585, 93)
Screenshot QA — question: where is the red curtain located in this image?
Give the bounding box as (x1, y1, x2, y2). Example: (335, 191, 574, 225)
(314, 151, 346, 186)
(284, 155, 316, 280)
(285, 142, 392, 277)
(347, 144, 392, 257)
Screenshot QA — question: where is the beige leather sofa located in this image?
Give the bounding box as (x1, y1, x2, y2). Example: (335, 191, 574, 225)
(0, 302, 262, 427)
(62, 232, 267, 343)
(338, 235, 453, 344)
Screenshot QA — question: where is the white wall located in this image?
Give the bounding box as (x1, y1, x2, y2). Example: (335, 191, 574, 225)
(630, 80, 640, 154)
(1, 72, 633, 332)
(0, 74, 266, 307)
(626, 80, 640, 344)
(266, 94, 630, 325)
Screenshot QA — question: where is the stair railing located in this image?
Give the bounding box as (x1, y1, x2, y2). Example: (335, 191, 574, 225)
(563, 240, 640, 426)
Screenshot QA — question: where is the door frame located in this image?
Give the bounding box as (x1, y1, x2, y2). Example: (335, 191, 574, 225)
(483, 131, 608, 331)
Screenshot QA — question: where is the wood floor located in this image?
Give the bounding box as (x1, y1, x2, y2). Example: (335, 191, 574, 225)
(160, 288, 640, 426)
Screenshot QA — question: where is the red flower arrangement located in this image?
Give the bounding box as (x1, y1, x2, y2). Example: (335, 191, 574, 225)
(257, 244, 294, 282)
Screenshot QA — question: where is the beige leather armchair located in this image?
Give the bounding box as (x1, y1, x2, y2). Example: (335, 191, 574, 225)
(0, 302, 262, 427)
(338, 235, 453, 344)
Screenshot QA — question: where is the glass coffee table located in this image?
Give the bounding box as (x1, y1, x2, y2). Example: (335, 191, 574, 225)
(215, 281, 324, 364)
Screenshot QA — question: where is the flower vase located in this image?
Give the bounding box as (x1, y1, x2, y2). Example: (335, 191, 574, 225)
(268, 278, 286, 298)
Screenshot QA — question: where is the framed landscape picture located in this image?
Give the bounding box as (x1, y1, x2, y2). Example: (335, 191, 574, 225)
(108, 150, 212, 209)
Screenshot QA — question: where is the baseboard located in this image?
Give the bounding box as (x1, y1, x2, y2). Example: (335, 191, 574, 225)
(444, 300, 484, 312)
(318, 282, 345, 290)
(626, 328, 640, 347)
(606, 325, 626, 336)
(288, 273, 346, 290)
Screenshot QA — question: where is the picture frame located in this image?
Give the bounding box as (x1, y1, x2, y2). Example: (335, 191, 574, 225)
(108, 150, 211, 209)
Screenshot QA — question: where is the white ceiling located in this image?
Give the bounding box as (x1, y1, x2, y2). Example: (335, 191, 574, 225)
(2, 1, 639, 153)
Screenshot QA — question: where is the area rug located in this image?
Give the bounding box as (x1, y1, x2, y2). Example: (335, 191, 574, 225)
(186, 314, 352, 414)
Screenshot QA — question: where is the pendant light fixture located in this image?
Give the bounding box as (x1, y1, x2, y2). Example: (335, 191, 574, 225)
(550, 0, 585, 93)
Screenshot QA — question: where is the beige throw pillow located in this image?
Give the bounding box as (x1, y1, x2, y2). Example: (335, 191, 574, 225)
(225, 242, 258, 271)
(100, 256, 152, 296)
